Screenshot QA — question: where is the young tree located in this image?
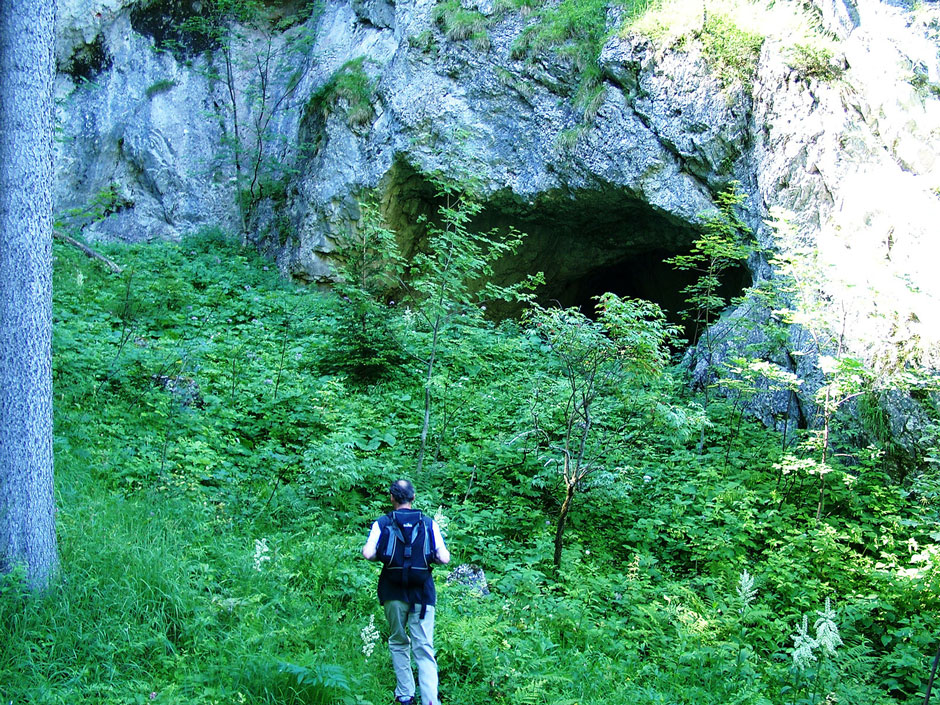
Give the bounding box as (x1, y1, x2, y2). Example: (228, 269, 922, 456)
(667, 183, 753, 408)
(527, 294, 677, 570)
(402, 179, 539, 475)
(183, 1, 316, 241)
(328, 201, 406, 380)
(764, 209, 871, 519)
(0, 0, 59, 589)
(719, 356, 802, 464)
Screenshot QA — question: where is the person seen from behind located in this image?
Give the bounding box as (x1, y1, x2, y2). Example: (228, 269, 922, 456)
(362, 479, 450, 705)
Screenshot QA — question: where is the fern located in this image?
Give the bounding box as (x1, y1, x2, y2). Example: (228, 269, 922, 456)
(279, 660, 352, 695)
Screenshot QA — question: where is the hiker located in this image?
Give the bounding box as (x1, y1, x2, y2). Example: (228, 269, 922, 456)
(362, 479, 450, 705)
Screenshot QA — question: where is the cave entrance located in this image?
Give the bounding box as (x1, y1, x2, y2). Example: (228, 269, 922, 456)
(557, 250, 752, 343)
(378, 162, 751, 342)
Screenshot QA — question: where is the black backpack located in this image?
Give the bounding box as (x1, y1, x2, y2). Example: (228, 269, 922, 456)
(378, 509, 437, 588)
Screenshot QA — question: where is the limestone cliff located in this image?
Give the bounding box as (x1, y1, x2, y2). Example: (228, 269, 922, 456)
(53, 0, 940, 455)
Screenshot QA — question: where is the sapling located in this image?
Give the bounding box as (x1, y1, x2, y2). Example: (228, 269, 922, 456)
(182, 0, 316, 242)
(329, 202, 405, 380)
(719, 357, 802, 467)
(763, 210, 870, 519)
(397, 176, 538, 475)
(272, 313, 290, 400)
(666, 183, 753, 408)
(527, 293, 677, 570)
(667, 184, 753, 455)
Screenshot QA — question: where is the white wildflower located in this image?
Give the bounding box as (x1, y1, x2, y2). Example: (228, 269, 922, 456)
(814, 597, 843, 657)
(252, 538, 271, 571)
(360, 614, 380, 658)
(626, 554, 640, 581)
(791, 615, 818, 670)
(736, 569, 757, 612)
(434, 506, 450, 536)
(643, 474, 652, 483)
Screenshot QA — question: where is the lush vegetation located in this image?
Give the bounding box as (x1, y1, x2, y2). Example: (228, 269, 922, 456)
(1, 219, 938, 705)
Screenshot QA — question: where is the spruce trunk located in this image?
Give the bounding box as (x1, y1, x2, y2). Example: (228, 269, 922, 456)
(0, 0, 59, 590)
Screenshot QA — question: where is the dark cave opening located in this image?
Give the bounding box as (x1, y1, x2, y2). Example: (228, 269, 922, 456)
(561, 249, 699, 320)
(557, 250, 752, 343)
(377, 161, 752, 341)
(472, 188, 753, 341)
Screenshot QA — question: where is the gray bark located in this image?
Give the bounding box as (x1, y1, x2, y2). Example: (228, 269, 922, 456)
(0, 0, 59, 589)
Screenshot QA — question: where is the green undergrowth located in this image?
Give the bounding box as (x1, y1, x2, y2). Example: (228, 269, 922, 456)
(1, 232, 938, 704)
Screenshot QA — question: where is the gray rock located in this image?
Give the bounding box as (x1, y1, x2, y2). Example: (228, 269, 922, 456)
(446, 563, 489, 595)
(352, 0, 396, 29)
(808, 0, 861, 39)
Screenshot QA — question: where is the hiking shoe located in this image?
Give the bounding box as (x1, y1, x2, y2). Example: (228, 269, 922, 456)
(395, 698, 415, 705)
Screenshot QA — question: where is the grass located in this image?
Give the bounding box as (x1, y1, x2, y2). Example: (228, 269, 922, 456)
(625, 0, 841, 88)
(509, 0, 643, 118)
(306, 57, 376, 128)
(787, 42, 844, 82)
(427, 0, 836, 119)
(2, 230, 937, 703)
(433, 0, 491, 51)
(145, 79, 177, 99)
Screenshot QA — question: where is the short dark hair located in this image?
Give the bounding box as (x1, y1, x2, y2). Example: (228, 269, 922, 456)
(389, 479, 415, 504)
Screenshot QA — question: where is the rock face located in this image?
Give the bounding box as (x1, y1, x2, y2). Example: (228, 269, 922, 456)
(745, 0, 940, 454)
(54, 0, 237, 241)
(54, 0, 940, 458)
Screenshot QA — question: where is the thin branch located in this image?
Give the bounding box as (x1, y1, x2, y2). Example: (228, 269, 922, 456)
(53, 230, 123, 273)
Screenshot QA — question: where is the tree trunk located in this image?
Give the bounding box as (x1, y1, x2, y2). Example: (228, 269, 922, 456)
(553, 481, 576, 570)
(0, 0, 59, 590)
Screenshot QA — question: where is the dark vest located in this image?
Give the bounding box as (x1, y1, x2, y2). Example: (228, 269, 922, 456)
(375, 510, 437, 607)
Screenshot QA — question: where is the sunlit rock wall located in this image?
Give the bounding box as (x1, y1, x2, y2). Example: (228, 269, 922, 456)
(753, 0, 940, 350)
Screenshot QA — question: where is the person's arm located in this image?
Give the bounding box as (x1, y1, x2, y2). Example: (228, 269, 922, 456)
(431, 520, 450, 565)
(362, 521, 381, 560)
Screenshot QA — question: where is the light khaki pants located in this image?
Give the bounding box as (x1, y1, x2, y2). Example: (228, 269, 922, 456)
(384, 601, 438, 705)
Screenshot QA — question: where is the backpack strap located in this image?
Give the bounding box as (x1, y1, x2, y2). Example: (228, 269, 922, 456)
(425, 517, 438, 563)
(378, 513, 399, 564)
